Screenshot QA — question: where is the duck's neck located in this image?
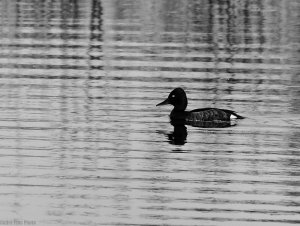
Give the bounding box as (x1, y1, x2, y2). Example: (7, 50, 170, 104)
(173, 99, 187, 112)
(172, 107, 186, 112)
(170, 107, 188, 121)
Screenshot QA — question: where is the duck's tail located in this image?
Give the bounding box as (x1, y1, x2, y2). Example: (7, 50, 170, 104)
(221, 109, 245, 119)
(231, 112, 245, 119)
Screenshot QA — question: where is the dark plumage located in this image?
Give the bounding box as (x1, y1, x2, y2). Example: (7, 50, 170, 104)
(156, 88, 244, 122)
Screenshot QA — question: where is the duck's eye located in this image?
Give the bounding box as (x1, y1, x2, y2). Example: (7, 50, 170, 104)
(171, 95, 175, 98)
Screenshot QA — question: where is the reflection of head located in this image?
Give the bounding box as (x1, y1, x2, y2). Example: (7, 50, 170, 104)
(168, 124, 187, 145)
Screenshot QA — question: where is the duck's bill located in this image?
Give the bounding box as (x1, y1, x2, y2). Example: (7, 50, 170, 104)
(156, 98, 170, 106)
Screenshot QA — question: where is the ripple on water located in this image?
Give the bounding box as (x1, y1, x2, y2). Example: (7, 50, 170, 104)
(0, 0, 299, 226)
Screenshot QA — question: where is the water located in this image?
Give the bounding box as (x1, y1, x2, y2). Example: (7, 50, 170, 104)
(0, 0, 299, 225)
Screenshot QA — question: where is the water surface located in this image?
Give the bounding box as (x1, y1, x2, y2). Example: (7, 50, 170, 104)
(0, 0, 299, 225)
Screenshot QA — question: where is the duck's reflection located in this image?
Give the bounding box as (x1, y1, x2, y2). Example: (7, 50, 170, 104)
(167, 119, 237, 146)
(168, 122, 187, 145)
(185, 120, 237, 128)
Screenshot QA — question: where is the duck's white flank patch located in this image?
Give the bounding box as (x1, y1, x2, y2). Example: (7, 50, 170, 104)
(230, 114, 237, 119)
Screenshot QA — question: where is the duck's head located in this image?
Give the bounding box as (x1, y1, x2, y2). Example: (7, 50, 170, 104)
(156, 87, 188, 111)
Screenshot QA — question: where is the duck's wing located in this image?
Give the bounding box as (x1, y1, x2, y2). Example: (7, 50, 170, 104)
(188, 108, 244, 121)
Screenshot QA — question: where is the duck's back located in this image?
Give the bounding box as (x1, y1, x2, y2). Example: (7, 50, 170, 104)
(186, 108, 244, 121)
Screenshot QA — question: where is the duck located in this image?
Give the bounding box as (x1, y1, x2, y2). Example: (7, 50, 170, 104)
(156, 88, 244, 122)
